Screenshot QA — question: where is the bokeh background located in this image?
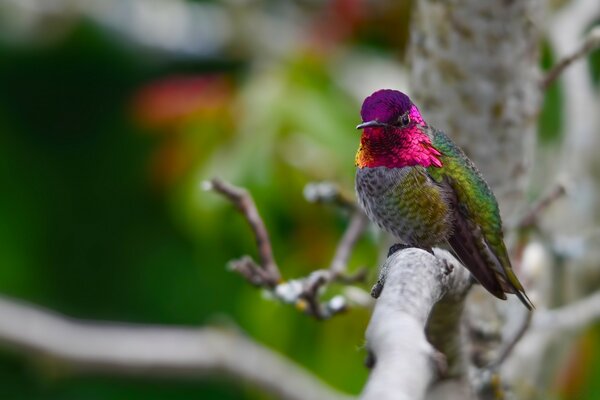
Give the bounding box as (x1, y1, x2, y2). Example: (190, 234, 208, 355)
(0, 0, 598, 399)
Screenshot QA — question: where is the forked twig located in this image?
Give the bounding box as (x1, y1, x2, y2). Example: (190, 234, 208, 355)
(206, 178, 369, 319)
(206, 178, 281, 287)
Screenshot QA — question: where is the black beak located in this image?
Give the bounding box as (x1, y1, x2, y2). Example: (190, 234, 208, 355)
(356, 120, 386, 129)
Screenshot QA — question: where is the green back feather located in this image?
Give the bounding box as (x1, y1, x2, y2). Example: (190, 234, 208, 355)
(426, 128, 525, 292)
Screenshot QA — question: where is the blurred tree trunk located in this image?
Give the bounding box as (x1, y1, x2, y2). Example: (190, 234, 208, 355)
(407, 1, 544, 398)
(409, 0, 542, 218)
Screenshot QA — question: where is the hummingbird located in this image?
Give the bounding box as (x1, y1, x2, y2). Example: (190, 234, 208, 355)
(355, 89, 532, 309)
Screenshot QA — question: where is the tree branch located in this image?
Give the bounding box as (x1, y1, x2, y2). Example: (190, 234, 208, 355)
(0, 296, 353, 400)
(206, 178, 369, 319)
(360, 249, 472, 400)
(330, 212, 369, 275)
(206, 178, 281, 286)
(533, 290, 600, 333)
(541, 26, 600, 90)
(514, 182, 567, 230)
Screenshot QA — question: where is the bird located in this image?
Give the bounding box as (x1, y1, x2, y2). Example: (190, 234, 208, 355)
(354, 89, 533, 309)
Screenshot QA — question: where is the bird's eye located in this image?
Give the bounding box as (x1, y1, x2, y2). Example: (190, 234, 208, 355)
(398, 113, 410, 127)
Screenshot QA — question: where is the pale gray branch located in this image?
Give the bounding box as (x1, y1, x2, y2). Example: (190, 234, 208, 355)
(0, 296, 353, 400)
(502, 291, 600, 389)
(533, 291, 600, 332)
(360, 249, 472, 400)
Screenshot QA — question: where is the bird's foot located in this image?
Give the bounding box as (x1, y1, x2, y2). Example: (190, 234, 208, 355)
(423, 246, 435, 255)
(387, 243, 410, 257)
(370, 279, 385, 299)
(371, 253, 393, 298)
(364, 350, 376, 369)
(387, 243, 434, 257)
(372, 244, 436, 299)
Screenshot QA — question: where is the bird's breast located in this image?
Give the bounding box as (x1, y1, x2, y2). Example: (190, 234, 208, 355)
(355, 166, 453, 247)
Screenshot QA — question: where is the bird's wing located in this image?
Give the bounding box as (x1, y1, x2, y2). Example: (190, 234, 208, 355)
(426, 128, 533, 309)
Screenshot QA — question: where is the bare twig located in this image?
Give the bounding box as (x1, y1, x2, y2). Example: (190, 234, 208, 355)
(279, 211, 369, 320)
(206, 178, 369, 319)
(514, 182, 567, 230)
(0, 296, 353, 400)
(206, 178, 281, 286)
(488, 311, 533, 369)
(337, 268, 369, 284)
(330, 212, 369, 274)
(304, 182, 356, 210)
(541, 26, 600, 90)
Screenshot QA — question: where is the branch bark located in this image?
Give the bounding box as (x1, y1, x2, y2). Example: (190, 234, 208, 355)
(360, 249, 472, 400)
(0, 296, 353, 400)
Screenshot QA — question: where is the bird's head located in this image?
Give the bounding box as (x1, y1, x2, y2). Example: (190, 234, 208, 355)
(355, 89, 440, 169)
(356, 89, 425, 132)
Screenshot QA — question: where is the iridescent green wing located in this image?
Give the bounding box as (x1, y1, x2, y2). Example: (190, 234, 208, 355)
(427, 129, 503, 248)
(427, 128, 532, 309)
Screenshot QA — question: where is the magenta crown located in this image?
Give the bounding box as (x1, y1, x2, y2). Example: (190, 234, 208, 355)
(360, 89, 413, 124)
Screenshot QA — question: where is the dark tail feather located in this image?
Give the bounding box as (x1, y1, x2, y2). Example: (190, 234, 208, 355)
(439, 178, 533, 310)
(481, 238, 535, 310)
(498, 263, 534, 310)
(448, 232, 535, 310)
(514, 289, 534, 310)
(447, 234, 507, 300)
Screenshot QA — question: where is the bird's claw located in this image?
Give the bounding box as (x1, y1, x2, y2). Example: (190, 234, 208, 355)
(387, 243, 410, 257)
(371, 280, 384, 298)
(388, 243, 434, 257)
(374, 244, 435, 299)
(371, 254, 393, 298)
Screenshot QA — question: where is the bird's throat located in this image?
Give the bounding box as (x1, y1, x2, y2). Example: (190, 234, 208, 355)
(355, 127, 442, 169)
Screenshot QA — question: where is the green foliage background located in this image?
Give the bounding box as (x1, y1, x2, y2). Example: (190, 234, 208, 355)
(0, 15, 374, 399)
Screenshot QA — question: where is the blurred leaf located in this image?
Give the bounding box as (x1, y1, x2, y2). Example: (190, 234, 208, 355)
(539, 40, 564, 143)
